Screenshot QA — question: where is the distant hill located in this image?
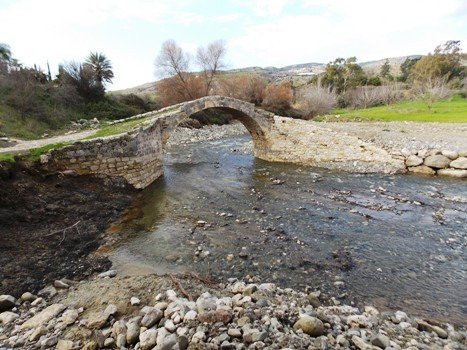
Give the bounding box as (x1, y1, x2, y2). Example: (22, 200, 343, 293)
(111, 55, 422, 96)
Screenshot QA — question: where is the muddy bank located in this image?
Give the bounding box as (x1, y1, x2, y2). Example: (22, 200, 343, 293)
(0, 161, 135, 297)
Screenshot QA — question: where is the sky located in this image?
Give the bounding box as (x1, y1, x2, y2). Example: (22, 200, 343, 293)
(1, 0, 466, 90)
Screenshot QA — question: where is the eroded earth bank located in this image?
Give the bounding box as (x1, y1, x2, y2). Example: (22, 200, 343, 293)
(0, 123, 466, 349)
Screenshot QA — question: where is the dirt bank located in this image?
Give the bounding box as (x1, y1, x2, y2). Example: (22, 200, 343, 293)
(0, 161, 136, 297)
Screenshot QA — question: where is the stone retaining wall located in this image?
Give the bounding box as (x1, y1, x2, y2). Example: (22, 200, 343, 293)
(403, 149, 467, 178)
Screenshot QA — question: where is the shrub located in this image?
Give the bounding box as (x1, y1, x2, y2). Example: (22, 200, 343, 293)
(215, 73, 266, 105)
(262, 82, 293, 114)
(156, 74, 206, 106)
(296, 84, 337, 119)
(413, 77, 452, 111)
(344, 84, 405, 109)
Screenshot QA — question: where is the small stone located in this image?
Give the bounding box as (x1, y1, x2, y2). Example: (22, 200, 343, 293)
(86, 304, 118, 329)
(126, 321, 140, 344)
(243, 329, 267, 343)
(183, 310, 197, 322)
(293, 315, 324, 337)
(418, 320, 448, 338)
(164, 319, 176, 332)
(352, 335, 380, 350)
(0, 295, 16, 312)
(142, 308, 162, 327)
(98, 270, 117, 278)
(54, 280, 70, 289)
(104, 338, 115, 347)
(56, 339, 74, 350)
(29, 326, 47, 341)
(228, 328, 242, 338)
(61, 309, 79, 325)
(371, 334, 390, 348)
(20, 292, 36, 303)
(40, 335, 58, 348)
(239, 247, 248, 258)
(139, 328, 158, 350)
(130, 296, 141, 306)
(37, 285, 57, 298)
(116, 333, 127, 348)
(226, 254, 234, 262)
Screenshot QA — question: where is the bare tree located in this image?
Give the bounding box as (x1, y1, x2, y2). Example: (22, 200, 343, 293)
(155, 40, 193, 98)
(414, 77, 451, 111)
(196, 40, 226, 95)
(297, 82, 337, 119)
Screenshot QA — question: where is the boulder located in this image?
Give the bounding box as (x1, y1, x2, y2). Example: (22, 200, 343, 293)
(56, 339, 74, 350)
(437, 168, 467, 178)
(405, 155, 423, 167)
(408, 165, 436, 175)
(20, 303, 66, 329)
(293, 315, 324, 337)
(417, 320, 448, 338)
(0, 311, 19, 325)
(450, 157, 467, 169)
(0, 295, 16, 312)
(86, 304, 118, 329)
(424, 155, 451, 169)
(441, 150, 459, 159)
(139, 328, 158, 350)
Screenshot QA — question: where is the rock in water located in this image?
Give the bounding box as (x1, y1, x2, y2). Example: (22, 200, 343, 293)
(293, 315, 324, 337)
(408, 165, 436, 175)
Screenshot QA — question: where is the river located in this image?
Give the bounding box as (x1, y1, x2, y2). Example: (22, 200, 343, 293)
(107, 135, 467, 324)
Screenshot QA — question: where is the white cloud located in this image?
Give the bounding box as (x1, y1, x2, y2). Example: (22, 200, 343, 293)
(229, 0, 467, 68)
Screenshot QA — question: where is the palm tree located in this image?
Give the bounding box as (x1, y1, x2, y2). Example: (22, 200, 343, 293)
(0, 43, 11, 61)
(85, 52, 114, 85)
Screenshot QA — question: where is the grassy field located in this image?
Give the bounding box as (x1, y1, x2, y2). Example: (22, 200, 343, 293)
(319, 94, 467, 123)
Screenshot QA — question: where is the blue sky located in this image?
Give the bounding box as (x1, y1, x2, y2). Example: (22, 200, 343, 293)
(1, 0, 466, 90)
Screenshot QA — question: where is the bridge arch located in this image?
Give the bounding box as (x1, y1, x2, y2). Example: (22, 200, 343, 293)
(158, 96, 274, 155)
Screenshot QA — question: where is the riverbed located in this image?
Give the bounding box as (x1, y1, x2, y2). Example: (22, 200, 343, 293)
(107, 134, 466, 324)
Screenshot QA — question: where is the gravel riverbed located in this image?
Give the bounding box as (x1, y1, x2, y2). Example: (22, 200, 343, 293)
(0, 274, 465, 349)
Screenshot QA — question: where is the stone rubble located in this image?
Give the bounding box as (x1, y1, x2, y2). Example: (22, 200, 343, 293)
(0, 280, 465, 349)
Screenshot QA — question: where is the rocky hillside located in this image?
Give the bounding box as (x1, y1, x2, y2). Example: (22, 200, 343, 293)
(111, 55, 422, 96)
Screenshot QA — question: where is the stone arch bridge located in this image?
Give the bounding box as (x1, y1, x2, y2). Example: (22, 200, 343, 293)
(45, 96, 405, 188)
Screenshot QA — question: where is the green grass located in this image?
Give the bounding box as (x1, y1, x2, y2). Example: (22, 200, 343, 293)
(319, 94, 467, 123)
(0, 142, 68, 163)
(0, 152, 15, 162)
(84, 116, 154, 139)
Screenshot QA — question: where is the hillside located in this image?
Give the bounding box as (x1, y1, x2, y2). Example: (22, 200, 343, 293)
(111, 55, 421, 96)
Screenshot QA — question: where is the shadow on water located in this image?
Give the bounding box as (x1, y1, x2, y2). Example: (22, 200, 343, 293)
(108, 135, 467, 324)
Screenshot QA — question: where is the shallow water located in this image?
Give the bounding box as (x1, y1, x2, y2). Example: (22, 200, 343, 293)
(109, 135, 467, 324)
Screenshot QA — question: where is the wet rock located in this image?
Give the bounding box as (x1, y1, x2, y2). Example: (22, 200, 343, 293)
(424, 155, 451, 169)
(293, 315, 324, 337)
(0, 295, 16, 312)
(450, 157, 467, 169)
(20, 303, 66, 329)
